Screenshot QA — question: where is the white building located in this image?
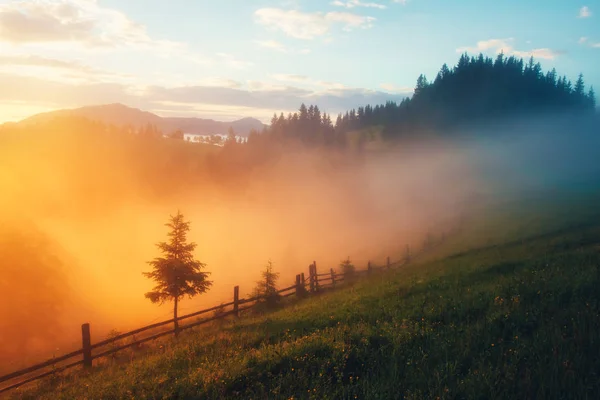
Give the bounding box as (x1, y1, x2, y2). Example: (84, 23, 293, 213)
(182, 133, 247, 146)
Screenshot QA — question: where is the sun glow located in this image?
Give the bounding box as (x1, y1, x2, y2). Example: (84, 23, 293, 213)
(0, 118, 476, 372)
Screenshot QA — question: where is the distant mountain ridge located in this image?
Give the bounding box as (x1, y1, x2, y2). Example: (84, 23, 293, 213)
(17, 103, 266, 137)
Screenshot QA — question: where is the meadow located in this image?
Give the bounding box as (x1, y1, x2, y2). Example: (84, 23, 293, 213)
(7, 188, 600, 399)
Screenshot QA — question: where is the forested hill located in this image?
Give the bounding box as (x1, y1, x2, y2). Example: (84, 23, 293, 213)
(336, 52, 596, 137)
(256, 52, 597, 147)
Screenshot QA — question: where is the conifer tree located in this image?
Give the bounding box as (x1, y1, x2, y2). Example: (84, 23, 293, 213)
(143, 211, 212, 336)
(340, 257, 355, 282)
(252, 259, 280, 308)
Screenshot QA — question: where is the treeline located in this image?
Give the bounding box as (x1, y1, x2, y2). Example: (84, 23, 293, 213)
(2, 51, 596, 185)
(240, 52, 597, 146)
(245, 104, 347, 149)
(337, 52, 596, 137)
(40, 51, 595, 150)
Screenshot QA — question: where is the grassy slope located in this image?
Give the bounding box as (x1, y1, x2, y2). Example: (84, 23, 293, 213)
(12, 191, 600, 400)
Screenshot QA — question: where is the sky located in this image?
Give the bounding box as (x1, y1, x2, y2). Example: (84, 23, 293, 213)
(0, 0, 598, 123)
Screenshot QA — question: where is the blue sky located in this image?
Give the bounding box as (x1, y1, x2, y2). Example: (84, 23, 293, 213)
(0, 0, 598, 122)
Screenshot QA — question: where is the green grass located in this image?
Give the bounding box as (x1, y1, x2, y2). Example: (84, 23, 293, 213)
(11, 191, 600, 399)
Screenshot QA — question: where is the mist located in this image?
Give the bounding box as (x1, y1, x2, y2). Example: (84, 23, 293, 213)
(0, 110, 597, 372)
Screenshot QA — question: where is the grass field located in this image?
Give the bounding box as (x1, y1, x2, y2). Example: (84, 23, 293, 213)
(11, 189, 600, 400)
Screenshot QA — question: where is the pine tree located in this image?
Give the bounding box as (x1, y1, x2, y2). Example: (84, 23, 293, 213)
(340, 257, 355, 282)
(414, 74, 429, 96)
(225, 126, 237, 146)
(143, 211, 212, 336)
(252, 259, 280, 308)
(588, 87, 596, 109)
(575, 73, 585, 96)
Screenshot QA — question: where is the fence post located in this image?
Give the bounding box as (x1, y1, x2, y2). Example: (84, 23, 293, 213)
(233, 285, 239, 317)
(81, 323, 92, 369)
(367, 261, 372, 275)
(295, 274, 302, 296)
(313, 261, 320, 292)
(330, 268, 336, 287)
(309, 263, 315, 293)
(387, 256, 390, 270)
(301, 272, 305, 288)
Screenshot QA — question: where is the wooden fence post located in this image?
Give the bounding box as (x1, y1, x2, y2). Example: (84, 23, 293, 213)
(295, 274, 302, 297)
(309, 263, 315, 293)
(233, 285, 239, 317)
(301, 272, 305, 287)
(81, 323, 92, 369)
(387, 256, 391, 270)
(367, 261, 372, 274)
(313, 261, 319, 292)
(330, 268, 335, 287)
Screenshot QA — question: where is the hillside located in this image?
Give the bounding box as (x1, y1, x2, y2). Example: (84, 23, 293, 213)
(10, 189, 600, 399)
(332, 53, 597, 138)
(17, 104, 266, 137)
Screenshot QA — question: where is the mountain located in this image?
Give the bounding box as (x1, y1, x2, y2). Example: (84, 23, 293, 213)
(18, 103, 266, 137)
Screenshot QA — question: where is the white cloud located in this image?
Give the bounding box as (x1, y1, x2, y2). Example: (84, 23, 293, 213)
(196, 77, 243, 89)
(0, 0, 179, 51)
(272, 74, 309, 82)
(255, 39, 288, 52)
(149, 101, 286, 122)
(380, 83, 414, 94)
(578, 37, 600, 48)
(456, 38, 564, 60)
(254, 8, 329, 40)
(0, 72, 409, 124)
(254, 8, 375, 39)
(326, 12, 376, 31)
(456, 38, 515, 54)
(331, 1, 387, 9)
(578, 6, 591, 18)
(0, 54, 132, 84)
(512, 48, 564, 60)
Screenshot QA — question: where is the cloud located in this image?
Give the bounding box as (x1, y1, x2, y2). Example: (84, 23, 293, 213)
(578, 6, 591, 18)
(579, 36, 588, 44)
(512, 48, 565, 60)
(272, 74, 310, 82)
(326, 12, 376, 31)
(0, 0, 181, 51)
(456, 38, 564, 60)
(254, 7, 375, 39)
(0, 54, 90, 70)
(196, 77, 243, 89)
(331, 1, 387, 9)
(456, 38, 514, 54)
(0, 54, 132, 84)
(380, 83, 414, 94)
(271, 74, 352, 91)
(0, 72, 409, 124)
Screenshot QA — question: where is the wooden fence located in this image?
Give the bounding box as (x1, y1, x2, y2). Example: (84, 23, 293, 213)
(0, 250, 420, 395)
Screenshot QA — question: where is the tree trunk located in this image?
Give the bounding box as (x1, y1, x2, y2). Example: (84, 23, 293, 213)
(173, 296, 179, 338)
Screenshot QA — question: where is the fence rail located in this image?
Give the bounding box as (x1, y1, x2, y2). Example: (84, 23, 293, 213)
(0, 241, 442, 395)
